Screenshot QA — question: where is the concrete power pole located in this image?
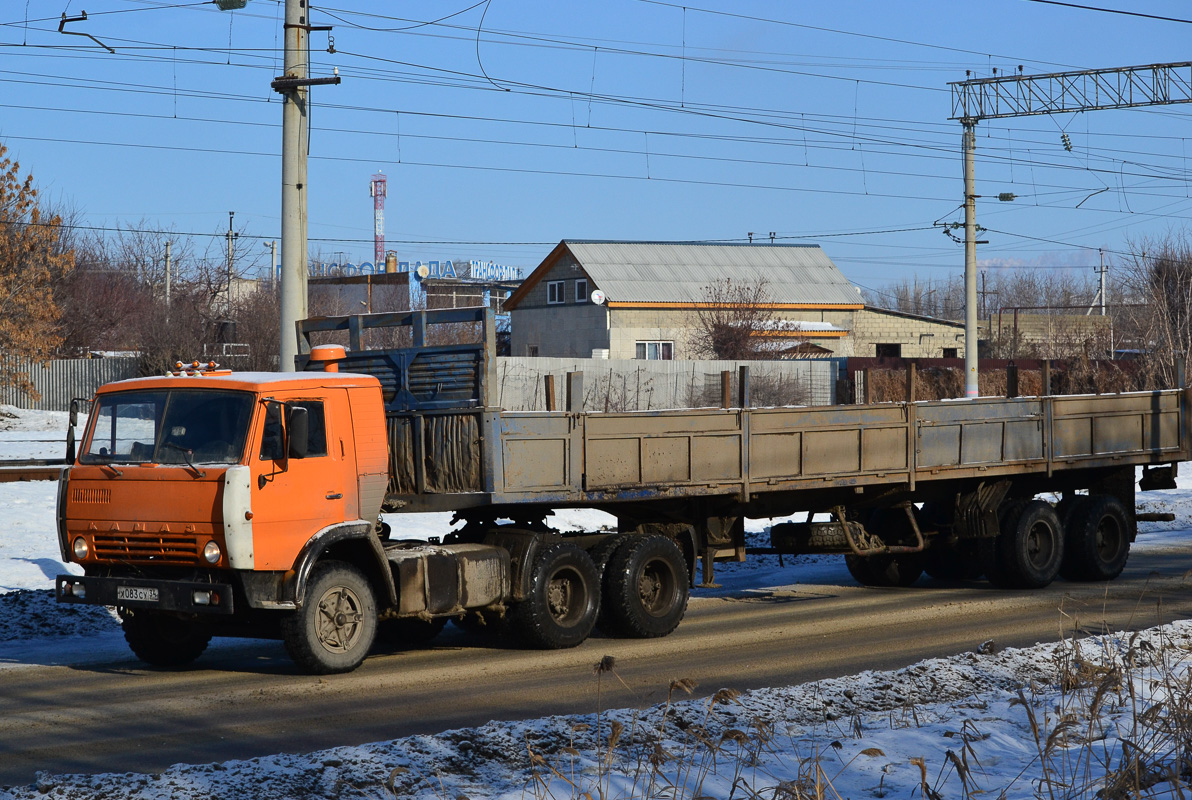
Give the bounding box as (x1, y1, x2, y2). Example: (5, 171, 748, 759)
(226, 211, 238, 317)
(962, 120, 979, 398)
(164, 240, 171, 312)
(273, 0, 338, 371)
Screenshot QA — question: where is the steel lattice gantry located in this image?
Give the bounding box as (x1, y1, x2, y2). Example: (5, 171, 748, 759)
(948, 60, 1192, 399)
(950, 62, 1192, 122)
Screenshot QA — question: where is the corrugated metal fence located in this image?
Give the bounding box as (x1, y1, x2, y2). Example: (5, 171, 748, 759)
(494, 357, 842, 411)
(0, 357, 141, 411)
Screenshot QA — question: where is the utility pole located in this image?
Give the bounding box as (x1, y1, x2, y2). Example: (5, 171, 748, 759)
(962, 119, 978, 398)
(164, 240, 171, 312)
(1098, 249, 1107, 316)
(226, 211, 238, 317)
(264, 240, 277, 287)
(272, 0, 339, 371)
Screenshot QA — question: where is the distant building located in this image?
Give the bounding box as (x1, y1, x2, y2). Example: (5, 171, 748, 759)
(505, 240, 964, 360)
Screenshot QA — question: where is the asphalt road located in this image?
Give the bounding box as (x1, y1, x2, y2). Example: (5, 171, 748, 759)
(2, 541, 1191, 788)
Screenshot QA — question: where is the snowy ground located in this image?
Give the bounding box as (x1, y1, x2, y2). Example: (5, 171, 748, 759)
(2, 405, 1190, 799)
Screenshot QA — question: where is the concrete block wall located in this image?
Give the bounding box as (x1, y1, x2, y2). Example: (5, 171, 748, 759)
(851, 309, 965, 357)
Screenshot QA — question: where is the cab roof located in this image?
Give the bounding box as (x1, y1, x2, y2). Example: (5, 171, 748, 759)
(95, 371, 381, 395)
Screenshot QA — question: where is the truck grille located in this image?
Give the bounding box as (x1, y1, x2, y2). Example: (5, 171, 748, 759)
(71, 488, 111, 504)
(93, 532, 200, 564)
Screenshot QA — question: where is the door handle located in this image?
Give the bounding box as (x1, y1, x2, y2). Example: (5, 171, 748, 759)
(325, 492, 343, 500)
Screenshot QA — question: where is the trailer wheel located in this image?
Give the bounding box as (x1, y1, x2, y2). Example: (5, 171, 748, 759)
(378, 616, 447, 647)
(1059, 495, 1130, 582)
(919, 502, 982, 581)
(120, 609, 211, 667)
(510, 543, 600, 649)
(844, 553, 922, 587)
(281, 560, 377, 674)
(589, 534, 629, 633)
(601, 535, 689, 638)
(989, 500, 1064, 589)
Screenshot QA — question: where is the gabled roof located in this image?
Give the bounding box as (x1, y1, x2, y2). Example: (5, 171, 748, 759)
(505, 240, 863, 310)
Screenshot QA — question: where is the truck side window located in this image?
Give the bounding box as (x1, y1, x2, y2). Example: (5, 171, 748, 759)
(259, 402, 284, 461)
(293, 401, 328, 457)
(259, 400, 328, 461)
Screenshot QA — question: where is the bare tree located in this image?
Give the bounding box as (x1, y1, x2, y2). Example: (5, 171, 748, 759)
(689, 277, 778, 360)
(0, 143, 74, 397)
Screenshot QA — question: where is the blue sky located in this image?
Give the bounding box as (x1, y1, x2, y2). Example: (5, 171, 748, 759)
(3, 1, 1192, 295)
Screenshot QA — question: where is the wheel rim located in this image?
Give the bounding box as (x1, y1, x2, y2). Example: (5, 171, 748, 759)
(637, 558, 677, 617)
(546, 567, 587, 627)
(1095, 515, 1124, 564)
(1025, 521, 1057, 569)
(314, 585, 366, 654)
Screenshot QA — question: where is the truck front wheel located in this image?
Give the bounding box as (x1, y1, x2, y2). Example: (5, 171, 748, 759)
(281, 561, 378, 674)
(121, 609, 211, 667)
(601, 535, 689, 638)
(511, 543, 600, 649)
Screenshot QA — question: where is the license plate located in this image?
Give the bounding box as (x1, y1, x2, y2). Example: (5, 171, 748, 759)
(116, 585, 159, 603)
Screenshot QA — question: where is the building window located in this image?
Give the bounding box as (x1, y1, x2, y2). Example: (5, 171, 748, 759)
(575, 278, 588, 303)
(875, 343, 901, 358)
(546, 280, 565, 304)
(528, 345, 539, 357)
(636, 341, 673, 360)
(943, 347, 958, 358)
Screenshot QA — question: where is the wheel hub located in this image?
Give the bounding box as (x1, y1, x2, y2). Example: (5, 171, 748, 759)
(315, 586, 364, 653)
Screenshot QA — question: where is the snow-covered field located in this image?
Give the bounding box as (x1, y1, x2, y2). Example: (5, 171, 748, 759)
(1, 404, 1190, 799)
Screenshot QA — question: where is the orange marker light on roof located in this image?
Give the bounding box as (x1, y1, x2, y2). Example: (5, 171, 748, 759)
(309, 344, 346, 373)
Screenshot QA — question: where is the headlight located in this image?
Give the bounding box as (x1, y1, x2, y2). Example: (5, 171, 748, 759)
(72, 536, 89, 560)
(202, 541, 222, 564)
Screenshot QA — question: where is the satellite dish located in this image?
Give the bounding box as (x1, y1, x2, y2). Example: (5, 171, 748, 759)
(416, 265, 430, 279)
(590, 289, 606, 305)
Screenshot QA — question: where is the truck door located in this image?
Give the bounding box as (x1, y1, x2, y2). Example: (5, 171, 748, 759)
(251, 395, 346, 570)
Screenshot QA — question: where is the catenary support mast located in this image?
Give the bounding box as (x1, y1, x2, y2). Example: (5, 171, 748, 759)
(949, 61, 1192, 397)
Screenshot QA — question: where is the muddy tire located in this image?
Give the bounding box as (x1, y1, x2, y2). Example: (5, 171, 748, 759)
(601, 535, 689, 638)
(844, 553, 923, 587)
(281, 561, 377, 674)
(121, 609, 211, 667)
(510, 543, 599, 649)
(919, 502, 981, 581)
(378, 616, 447, 646)
(1060, 495, 1131, 582)
(589, 534, 630, 633)
(989, 500, 1064, 589)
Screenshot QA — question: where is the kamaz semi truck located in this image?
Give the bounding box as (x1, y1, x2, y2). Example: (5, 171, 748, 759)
(56, 307, 1184, 673)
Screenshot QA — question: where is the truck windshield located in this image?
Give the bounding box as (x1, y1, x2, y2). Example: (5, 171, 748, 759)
(81, 389, 254, 466)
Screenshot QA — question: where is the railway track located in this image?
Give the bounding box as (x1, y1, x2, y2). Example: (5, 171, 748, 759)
(0, 459, 66, 483)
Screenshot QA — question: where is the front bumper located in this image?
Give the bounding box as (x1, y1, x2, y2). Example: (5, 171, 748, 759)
(56, 574, 235, 615)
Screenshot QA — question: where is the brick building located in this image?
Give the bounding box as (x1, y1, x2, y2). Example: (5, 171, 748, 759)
(506, 240, 964, 360)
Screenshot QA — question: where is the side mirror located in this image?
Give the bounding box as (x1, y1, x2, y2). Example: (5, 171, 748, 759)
(286, 405, 309, 459)
(66, 398, 84, 463)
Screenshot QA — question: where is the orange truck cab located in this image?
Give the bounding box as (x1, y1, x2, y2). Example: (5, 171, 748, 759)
(55, 360, 410, 673)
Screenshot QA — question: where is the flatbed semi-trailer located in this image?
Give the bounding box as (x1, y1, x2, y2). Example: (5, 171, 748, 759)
(56, 307, 1186, 672)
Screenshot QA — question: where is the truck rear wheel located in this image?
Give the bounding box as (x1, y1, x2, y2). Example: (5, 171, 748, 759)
(988, 500, 1064, 589)
(121, 609, 211, 667)
(281, 561, 377, 674)
(601, 535, 689, 638)
(1060, 495, 1130, 582)
(844, 553, 923, 587)
(510, 543, 599, 649)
